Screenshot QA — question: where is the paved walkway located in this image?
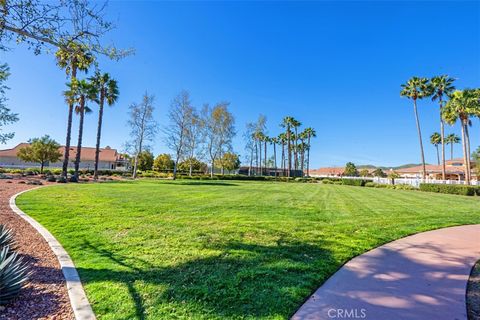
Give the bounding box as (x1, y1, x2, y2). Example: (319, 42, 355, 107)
(292, 225, 480, 320)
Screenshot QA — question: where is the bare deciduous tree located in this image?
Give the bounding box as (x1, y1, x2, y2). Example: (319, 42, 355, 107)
(126, 93, 157, 179)
(0, 0, 132, 58)
(164, 90, 193, 180)
(184, 106, 203, 176)
(202, 102, 235, 177)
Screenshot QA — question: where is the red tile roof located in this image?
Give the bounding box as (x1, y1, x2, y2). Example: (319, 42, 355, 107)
(0, 143, 118, 162)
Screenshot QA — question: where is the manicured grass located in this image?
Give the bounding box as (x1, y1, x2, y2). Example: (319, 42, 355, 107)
(17, 180, 480, 320)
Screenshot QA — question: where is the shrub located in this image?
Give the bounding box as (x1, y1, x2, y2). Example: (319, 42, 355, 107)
(0, 246, 29, 305)
(365, 182, 376, 187)
(394, 184, 417, 191)
(56, 176, 67, 183)
(341, 179, 372, 187)
(419, 183, 477, 196)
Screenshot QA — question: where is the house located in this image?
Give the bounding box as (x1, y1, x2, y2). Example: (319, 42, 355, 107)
(393, 159, 477, 181)
(308, 167, 345, 177)
(0, 143, 129, 170)
(238, 166, 304, 177)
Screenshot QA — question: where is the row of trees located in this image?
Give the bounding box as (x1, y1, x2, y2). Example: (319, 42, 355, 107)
(0, 0, 130, 181)
(244, 115, 316, 177)
(430, 132, 460, 165)
(400, 76, 480, 184)
(125, 91, 237, 179)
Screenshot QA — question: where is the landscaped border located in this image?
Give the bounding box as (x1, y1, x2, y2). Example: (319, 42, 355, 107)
(9, 189, 96, 320)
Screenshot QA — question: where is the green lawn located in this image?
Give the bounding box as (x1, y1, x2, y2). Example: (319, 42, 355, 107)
(17, 180, 480, 320)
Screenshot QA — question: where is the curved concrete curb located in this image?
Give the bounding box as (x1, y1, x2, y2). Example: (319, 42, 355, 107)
(10, 189, 96, 320)
(292, 224, 480, 320)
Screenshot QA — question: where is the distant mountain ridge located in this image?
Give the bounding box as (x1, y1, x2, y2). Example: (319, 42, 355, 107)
(357, 163, 427, 170)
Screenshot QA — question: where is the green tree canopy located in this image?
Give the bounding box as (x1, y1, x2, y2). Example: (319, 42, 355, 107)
(372, 168, 387, 178)
(343, 162, 358, 177)
(133, 150, 154, 171)
(153, 154, 174, 171)
(178, 157, 207, 173)
(0, 64, 18, 144)
(359, 169, 370, 177)
(17, 135, 62, 173)
(217, 152, 241, 172)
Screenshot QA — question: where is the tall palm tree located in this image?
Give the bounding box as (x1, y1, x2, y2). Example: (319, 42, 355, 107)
(278, 133, 287, 176)
(445, 133, 460, 160)
(64, 79, 97, 180)
(270, 136, 278, 177)
(430, 132, 441, 165)
(281, 117, 294, 177)
(443, 89, 480, 184)
(56, 42, 95, 179)
(400, 77, 430, 179)
(89, 72, 119, 180)
(430, 75, 455, 180)
(303, 127, 316, 177)
(290, 118, 302, 171)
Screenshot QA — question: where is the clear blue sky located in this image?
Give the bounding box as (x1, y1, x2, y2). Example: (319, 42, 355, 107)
(1, 1, 479, 168)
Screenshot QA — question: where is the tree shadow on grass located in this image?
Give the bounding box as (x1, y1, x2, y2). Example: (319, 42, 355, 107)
(76, 239, 337, 319)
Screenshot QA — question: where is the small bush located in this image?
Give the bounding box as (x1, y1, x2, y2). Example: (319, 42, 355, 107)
(45, 175, 56, 182)
(341, 179, 372, 187)
(419, 183, 477, 196)
(56, 177, 67, 183)
(365, 182, 375, 187)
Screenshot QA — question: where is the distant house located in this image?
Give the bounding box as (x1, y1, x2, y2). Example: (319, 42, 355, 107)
(392, 158, 477, 181)
(0, 143, 129, 170)
(238, 166, 304, 177)
(308, 167, 345, 177)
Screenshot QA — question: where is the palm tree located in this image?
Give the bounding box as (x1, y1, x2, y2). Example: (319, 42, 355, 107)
(445, 133, 460, 160)
(89, 72, 119, 180)
(400, 77, 430, 179)
(281, 117, 294, 177)
(270, 136, 278, 177)
(430, 132, 441, 165)
(430, 75, 455, 180)
(64, 79, 97, 180)
(443, 89, 480, 184)
(303, 127, 316, 177)
(56, 42, 95, 179)
(290, 118, 302, 171)
(278, 133, 287, 176)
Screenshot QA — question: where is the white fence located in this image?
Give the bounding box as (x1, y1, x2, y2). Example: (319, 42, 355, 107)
(314, 175, 480, 188)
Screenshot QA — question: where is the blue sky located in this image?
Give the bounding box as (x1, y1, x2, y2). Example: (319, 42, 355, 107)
(1, 1, 479, 168)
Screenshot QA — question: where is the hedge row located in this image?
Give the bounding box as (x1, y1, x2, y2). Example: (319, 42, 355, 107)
(419, 183, 480, 196)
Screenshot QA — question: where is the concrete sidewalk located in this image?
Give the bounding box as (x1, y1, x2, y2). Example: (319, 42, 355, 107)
(292, 225, 480, 320)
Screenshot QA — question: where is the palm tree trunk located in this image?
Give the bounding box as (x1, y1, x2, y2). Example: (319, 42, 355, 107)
(255, 140, 259, 176)
(281, 143, 285, 176)
(74, 101, 85, 180)
(460, 122, 469, 184)
(440, 116, 446, 180)
(413, 99, 427, 179)
(94, 91, 105, 181)
(264, 140, 267, 175)
(62, 65, 77, 179)
(259, 139, 262, 176)
(273, 143, 277, 178)
(287, 128, 291, 177)
(436, 145, 440, 166)
(307, 135, 311, 177)
(465, 122, 472, 184)
(450, 143, 453, 161)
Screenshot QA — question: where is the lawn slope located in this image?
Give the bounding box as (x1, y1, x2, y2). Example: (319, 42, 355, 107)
(17, 180, 480, 320)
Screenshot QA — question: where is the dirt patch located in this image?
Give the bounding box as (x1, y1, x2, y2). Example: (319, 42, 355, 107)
(0, 179, 74, 320)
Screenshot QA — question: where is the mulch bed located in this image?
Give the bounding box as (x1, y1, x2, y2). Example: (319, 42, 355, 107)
(0, 178, 74, 320)
(467, 260, 480, 320)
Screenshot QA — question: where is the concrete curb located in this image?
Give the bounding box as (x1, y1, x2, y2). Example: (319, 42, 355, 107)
(9, 189, 96, 320)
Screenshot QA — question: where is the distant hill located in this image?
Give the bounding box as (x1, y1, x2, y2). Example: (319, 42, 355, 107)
(357, 163, 427, 170)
